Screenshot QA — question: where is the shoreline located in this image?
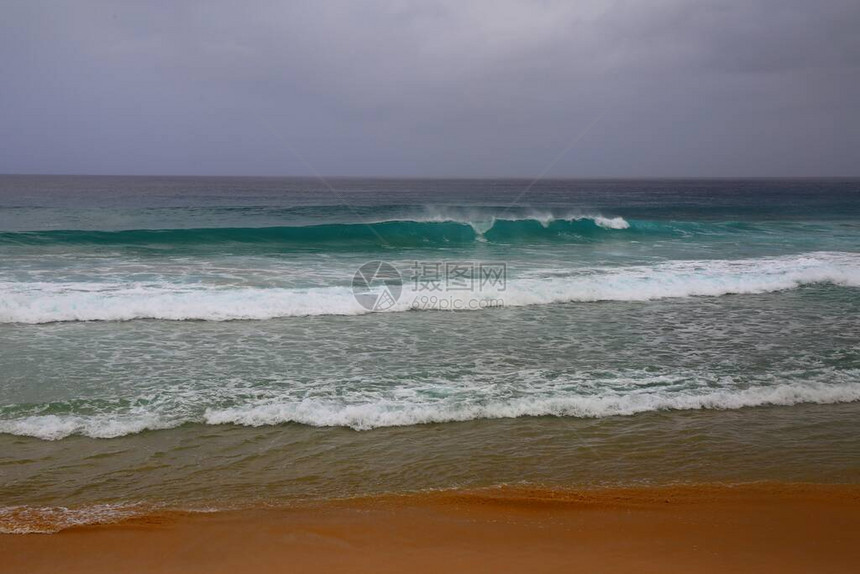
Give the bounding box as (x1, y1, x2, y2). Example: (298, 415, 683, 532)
(3, 483, 859, 573)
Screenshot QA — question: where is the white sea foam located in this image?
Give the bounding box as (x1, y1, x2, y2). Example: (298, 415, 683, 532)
(1, 372, 858, 439)
(202, 381, 860, 431)
(0, 252, 857, 324)
(0, 504, 145, 534)
(0, 413, 179, 441)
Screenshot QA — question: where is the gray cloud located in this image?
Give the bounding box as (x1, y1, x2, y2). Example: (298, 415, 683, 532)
(1, 0, 858, 176)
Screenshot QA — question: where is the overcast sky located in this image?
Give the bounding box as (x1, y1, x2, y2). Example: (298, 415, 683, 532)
(1, 1, 858, 177)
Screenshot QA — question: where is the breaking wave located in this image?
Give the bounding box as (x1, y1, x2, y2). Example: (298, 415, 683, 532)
(1, 373, 857, 440)
(0, 215, 656, 249)
(202, 381, 860, 432)
(0, 252, 857, 324)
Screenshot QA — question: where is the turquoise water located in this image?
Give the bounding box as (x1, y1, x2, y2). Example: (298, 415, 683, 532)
(0, 176, 858, 531)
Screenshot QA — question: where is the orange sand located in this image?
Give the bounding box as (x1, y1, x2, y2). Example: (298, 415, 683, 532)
(2, 483, 859, 573)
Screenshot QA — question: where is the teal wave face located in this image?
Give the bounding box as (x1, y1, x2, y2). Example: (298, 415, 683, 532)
(2, 217, 855, 251)
(0, 217, 702, 249)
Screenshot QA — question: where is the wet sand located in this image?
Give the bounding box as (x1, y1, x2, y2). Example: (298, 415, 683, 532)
(2, 483, 859, 573)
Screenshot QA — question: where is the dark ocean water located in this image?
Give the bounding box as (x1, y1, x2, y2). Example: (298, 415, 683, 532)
(0, 176, 858, 532)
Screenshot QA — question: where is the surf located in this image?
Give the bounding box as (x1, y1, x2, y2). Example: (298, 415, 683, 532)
(1, 372, 857, 440)
(0, 252, 857, 324)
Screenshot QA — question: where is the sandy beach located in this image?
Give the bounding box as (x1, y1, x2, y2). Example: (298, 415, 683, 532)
(3, 483, 858, 573)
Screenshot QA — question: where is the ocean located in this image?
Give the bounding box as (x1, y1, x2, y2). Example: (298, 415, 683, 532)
(1, 175, 858, 532)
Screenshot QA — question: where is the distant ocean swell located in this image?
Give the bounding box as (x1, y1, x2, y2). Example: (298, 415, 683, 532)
(1, 252, 857, 323)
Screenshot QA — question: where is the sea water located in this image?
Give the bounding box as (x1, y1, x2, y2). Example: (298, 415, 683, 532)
(1, 176, 858, 531)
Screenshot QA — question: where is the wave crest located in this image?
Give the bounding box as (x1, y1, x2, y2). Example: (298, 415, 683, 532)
(0, 215, 636, 248)
(202, 381, 860, 431)
(1, 375, 857, 440)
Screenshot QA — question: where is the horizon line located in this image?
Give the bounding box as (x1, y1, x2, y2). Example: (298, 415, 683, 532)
(2, 172, 860, 181)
